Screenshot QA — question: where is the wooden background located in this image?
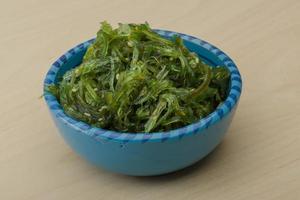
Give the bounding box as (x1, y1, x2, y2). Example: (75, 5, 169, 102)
(0, 0, 299, 199)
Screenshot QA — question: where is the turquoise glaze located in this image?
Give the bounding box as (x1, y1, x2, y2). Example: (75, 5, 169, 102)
(44, 30, 242, 176)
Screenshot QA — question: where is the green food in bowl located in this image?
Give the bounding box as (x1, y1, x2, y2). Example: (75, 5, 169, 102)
(47, 22, 230, 133)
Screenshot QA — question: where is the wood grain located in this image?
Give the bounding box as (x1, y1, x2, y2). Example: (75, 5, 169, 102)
(0, 0, 299, 199)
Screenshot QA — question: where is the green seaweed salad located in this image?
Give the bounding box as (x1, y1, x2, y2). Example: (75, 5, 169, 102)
(47, 22, 230, 133)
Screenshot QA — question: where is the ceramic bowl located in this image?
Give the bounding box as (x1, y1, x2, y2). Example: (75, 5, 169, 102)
(43, 29, 242, 176)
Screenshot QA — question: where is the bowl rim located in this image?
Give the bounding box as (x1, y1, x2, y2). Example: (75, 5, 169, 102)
(43, 29, 242, 143)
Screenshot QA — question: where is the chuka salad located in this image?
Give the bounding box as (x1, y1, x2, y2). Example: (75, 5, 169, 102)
(47, 22, 230, 133)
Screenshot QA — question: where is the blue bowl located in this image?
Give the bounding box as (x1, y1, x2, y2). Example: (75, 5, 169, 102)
(44, 30, 242, 176)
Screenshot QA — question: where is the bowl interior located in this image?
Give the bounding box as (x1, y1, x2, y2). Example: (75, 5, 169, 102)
(44, 30, 242, 143)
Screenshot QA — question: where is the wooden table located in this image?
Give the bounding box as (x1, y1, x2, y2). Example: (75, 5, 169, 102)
(1, 0, 299, 199)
